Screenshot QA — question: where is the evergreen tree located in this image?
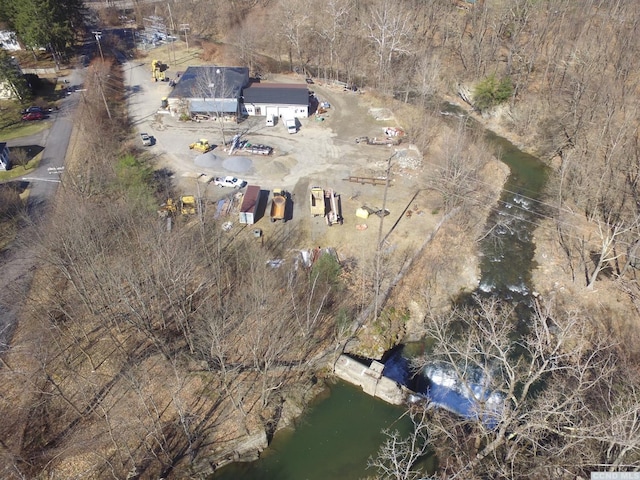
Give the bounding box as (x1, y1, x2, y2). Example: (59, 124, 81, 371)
(0, 49, 31, 101)
(4, 0, 84, 58)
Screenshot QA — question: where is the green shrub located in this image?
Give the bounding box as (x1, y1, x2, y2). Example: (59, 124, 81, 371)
(473, 74, 513, 111)
(311, 252, 342, 288)
(115, 154, 156, 209)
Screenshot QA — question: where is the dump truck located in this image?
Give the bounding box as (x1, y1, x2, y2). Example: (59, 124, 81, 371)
(310, 187, 326, 216)
(239, 185, 261, 224)
(189, 139, 213, 153)
(270, 189, 287, 222)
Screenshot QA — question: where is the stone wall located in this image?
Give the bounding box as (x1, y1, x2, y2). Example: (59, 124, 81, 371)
(333, 355, 406, 405)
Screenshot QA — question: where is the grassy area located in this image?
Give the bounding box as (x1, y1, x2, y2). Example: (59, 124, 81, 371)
(0, 119, 51, 141)
(0, 151, 42, 181)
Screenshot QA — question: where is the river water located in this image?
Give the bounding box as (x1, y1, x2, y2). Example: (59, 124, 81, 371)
(211, 381, 414, 479)
(212, 106, 548, 479)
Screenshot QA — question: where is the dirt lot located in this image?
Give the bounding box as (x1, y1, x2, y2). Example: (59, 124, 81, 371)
(126, 54, 440, 268)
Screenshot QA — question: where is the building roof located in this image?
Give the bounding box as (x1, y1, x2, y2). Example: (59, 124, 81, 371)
(189, 99, 238, 114)
(241, 83, 309, 106)
(168, 66, 249, 100)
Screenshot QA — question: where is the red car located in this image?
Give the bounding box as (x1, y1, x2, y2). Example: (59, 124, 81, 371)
(22, 111, 43, 121)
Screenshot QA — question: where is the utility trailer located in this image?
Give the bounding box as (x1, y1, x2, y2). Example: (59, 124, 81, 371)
(325, 189, 343, 226)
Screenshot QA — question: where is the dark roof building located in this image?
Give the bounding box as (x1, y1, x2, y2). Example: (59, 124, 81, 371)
(167, 66, 250, 116)
(241, 83, 309, 119)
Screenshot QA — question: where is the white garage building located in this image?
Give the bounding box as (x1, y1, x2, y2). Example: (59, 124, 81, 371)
(241, 83, 309, 119)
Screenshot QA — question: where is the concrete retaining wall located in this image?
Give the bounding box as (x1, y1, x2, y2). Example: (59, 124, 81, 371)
(21, 67, 57, 75)
(334, 355, 406, 405)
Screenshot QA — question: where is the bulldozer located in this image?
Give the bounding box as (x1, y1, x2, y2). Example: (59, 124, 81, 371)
(151, 59, 168, 82)
(180, 195, 197, 215)
(189, 139, 213, 153)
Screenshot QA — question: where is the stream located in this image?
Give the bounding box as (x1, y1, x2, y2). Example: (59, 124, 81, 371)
(211, 104, 549, 479)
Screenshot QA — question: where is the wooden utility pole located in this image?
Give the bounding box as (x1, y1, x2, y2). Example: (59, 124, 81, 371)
(95, 72, 111, 120)
(92, 31, 104, 62)
(180, 24, 190, 51)
(374, 152, 396, 321)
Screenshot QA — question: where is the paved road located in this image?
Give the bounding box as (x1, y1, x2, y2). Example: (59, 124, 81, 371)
(0, 66, 86, 352)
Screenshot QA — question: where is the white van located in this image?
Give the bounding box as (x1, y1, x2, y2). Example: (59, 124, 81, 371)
(284, 118, 297, 134)
(266, 115, 275, 127)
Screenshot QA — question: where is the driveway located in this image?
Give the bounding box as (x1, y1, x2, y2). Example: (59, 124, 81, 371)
(0, 64, 86, 351)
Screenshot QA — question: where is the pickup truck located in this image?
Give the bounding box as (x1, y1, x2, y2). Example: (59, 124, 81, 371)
(140, 132, 152, 146)
(213, 176, 246, 188)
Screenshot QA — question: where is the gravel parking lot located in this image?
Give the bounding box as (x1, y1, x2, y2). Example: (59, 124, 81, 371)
(125, 58, 440, 261)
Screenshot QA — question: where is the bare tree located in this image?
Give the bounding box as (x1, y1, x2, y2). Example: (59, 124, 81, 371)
(367, 408, 432, 480)
(314, 0, 353, 81)
(365, 0, 414, 92)
(399, 296, 632, 479)
(276, 0, 312, 73)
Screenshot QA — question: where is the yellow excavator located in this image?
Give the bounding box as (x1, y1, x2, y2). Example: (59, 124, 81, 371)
(158, 198, 177, 217)
(151, 59, 168, 81)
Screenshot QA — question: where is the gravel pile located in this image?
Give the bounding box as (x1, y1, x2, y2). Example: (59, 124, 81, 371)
(194, 152, 221, 169)
(223, 156, 253, 173)
(194, 152, 254, 173)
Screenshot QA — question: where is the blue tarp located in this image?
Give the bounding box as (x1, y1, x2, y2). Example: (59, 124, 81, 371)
(418, 363, 505, 429)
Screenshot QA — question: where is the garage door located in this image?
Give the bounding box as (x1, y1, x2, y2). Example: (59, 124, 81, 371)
(278, 107, 295, 118)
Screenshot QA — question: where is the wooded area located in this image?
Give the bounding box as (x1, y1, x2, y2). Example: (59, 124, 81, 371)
(2, 0, 640, 478)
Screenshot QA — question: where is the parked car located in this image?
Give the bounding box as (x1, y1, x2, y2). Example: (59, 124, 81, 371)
(22, 111, 43, 121)
(140, 132, 152, 146)
(213, 176, 246, 188)
(22, 106, 43, 115)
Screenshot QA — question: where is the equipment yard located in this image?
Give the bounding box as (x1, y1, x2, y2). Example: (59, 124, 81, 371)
(127, 58, 441, 266)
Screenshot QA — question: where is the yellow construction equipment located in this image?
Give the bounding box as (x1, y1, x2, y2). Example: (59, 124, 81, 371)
(180, 196, 197, 215)
(151, 59, 168, 82)
(189, 139, 213, 153)
(158, 198, 177, 217)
